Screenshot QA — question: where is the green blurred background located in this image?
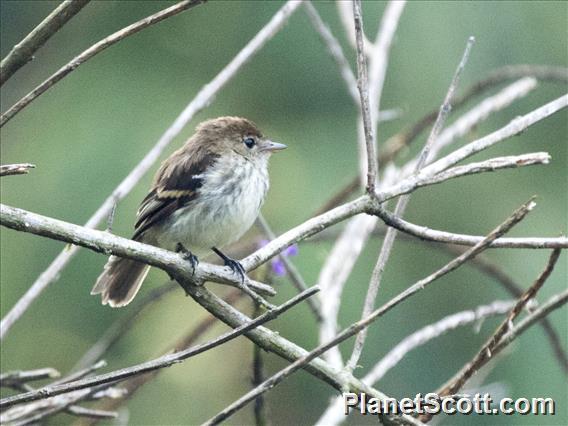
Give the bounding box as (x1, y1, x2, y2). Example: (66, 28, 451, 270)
(1, 1, 566, 425)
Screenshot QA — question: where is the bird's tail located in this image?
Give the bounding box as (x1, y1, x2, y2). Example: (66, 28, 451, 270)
(91, 255, 150, 307)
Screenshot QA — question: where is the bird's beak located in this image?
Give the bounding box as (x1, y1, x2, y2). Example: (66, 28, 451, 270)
(260, 140, 287, 153)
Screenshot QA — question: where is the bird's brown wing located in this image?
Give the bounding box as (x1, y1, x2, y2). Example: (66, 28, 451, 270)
(132, 151, 218, 240)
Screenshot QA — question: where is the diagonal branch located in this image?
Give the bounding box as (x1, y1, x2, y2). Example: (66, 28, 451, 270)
(0, 287, 319, 409)
(0, 0, 90, 86)
(315, 300, 515, 426)
(434, 248, 562, 401)
(0, 0, 207, 127)
(315, 66, 565, 215)
(346, 36, 475, 372)
(0, 0, 303, 341)
(0, 203, 276, 297)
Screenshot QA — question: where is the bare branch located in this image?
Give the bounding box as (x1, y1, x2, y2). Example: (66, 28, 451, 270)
(347, 36, 475, 372)
(493, 288, 568, 354)
(0, 163, 36, 177)
(379, 93, 568, 203)
(384, 65, 567, 166)
(317, 215, 378, 369)
(371, 198, 535, 322)
(411, 152, 550, 188)
(0, 203, 276, 297)
(80, 290, 245, 420)
(335, 0, 373, 55)
(315, 66, 557, 215)
(303, 2, 358, 103)
(174, 271, 422, 425)
(352, 0, 377, 193)
(367, 1, 406, 128)
(316, 300, 515, 426)
(371, 202, 568, 249)
(0, 0, 207, 127)
(72, 284, 175, 372)
(201, 200, 534, 426)
(0, 287, 319, 409)
(0, 0, 90, 86)
(0, 0, 303, 341)
(256, 214, 322, 322)
(434, 249, 562, 402)
(0, 368, 60, 388)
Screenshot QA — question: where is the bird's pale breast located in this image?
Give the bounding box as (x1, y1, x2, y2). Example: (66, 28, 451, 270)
(152, 154, 269, 254)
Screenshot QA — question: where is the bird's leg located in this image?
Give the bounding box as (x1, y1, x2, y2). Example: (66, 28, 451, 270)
(212, 247, 245, 283)
(212, 247, 275, 309)
(176, 242, 199, 275)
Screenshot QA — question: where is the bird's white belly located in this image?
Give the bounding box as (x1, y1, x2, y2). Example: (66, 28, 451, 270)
(154, 157, 268, 254)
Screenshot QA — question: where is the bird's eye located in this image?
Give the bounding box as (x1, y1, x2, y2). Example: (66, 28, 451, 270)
(243, 137, 256, 149)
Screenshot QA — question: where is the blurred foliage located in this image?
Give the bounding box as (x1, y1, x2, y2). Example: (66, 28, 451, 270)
(1, 1, 567, 425)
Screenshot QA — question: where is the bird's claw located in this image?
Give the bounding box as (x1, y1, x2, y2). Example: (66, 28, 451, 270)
(224, 258, 246, 284)
(176, 243, 199, 275)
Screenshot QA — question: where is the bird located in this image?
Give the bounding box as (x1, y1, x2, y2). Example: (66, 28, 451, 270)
(91, 116, 286, 307)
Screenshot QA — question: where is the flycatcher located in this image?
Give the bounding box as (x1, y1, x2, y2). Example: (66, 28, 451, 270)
(91, 116, 286, 307)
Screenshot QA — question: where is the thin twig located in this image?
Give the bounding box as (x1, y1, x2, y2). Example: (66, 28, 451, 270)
(0, 0, 90, 86)
(315, 65, 564, 215)
(0, 0, 206, 127)
(201, 200, 533, 426)
(317, 214, 378, 369)
(369, 198, 535, 325)
(0, 368, 60, 388)
(347, 36, 475, 372)
(413, 152, 550, 188)
(315, 300, 515, 426)
(371, 201, 568, 249)
(0, 163, 36, 177)
(433, 249, 562, 403)
(256, 214, 322, 322)
(367, 1, 406, 130)
(303, 2, 358, 103)
(352, 0, 377, 193)
(77, 290, 245, 424)
(493, 288, 568, 354)
(72, 283, 176, 372)
(252, 304, 269, 426)
(0, 0, 303, 341)
(380, 94, 568, 202)
(0, 287, 319, 409)
(436, 244, 568, 374)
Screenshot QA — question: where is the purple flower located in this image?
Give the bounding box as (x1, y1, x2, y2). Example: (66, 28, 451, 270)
(257, 239, 299, 276)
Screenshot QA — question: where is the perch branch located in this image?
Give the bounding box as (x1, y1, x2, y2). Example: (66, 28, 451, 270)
(0, 0, 303, 341)
(0, 203, 275, 296)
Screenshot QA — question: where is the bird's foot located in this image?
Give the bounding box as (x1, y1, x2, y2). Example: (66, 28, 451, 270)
(212, 247, 245, 284)
(176, 243, 199, 275)
(212, 247, 275, 309)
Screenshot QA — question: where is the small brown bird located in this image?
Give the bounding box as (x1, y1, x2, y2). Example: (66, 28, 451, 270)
(91, 117, 286, 307)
